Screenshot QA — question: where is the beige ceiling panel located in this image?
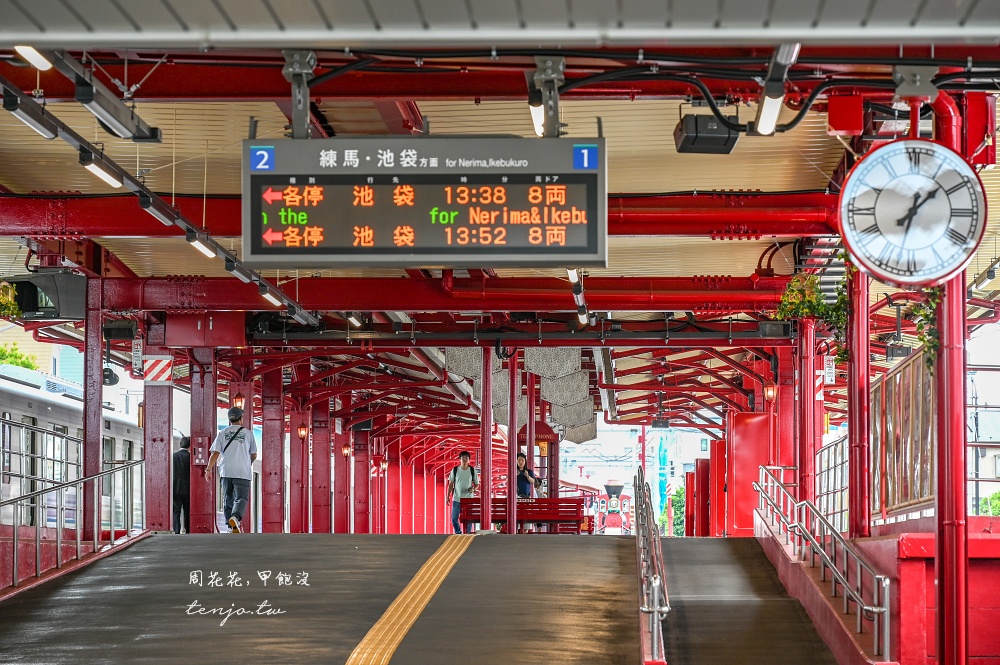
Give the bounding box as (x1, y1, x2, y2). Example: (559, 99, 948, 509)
(0, 101, 288, 195)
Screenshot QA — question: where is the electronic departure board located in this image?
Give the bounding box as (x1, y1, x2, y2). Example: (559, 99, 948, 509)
(241, 137, 606, 268)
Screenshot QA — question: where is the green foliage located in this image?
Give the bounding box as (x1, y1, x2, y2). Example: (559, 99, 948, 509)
(0, 281, 22, 320)
(776, 270, 852, 363)
(0, 342, 38, 370)
(670, 486, 685, 537)
(979, 491, 1000, 517)
(909, 287, 942, 375)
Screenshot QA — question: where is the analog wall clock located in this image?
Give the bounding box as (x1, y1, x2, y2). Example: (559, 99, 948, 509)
(839, 139, 987, 287)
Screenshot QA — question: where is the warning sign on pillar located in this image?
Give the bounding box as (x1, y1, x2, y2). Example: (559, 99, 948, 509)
(144, 355, 173, 385)
(815, 370, 825, 401)
(131, 338, 143, 379)
(823, 356, 836, 385)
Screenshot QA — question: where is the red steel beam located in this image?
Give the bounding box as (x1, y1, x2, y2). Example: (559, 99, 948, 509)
(98, 276, 790, 313)
(0, 194, 835, 238)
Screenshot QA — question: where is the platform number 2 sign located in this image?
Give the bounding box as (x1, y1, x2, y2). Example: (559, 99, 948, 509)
(250, 146, 275, 171)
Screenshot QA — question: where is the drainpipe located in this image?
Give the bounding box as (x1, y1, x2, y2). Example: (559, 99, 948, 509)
(931, 89, 968, 665)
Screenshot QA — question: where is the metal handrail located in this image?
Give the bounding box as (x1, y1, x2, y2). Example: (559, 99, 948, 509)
(754, 465, 891, 661)
(1, 460, 145, 589)
(633, 465, 669, 663)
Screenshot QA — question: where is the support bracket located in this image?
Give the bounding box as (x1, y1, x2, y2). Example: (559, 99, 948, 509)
(533, 56, 565, 138)
(283, 50, 317, 139)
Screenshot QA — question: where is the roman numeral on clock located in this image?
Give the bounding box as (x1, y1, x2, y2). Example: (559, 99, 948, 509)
(946, 227, 968, 246)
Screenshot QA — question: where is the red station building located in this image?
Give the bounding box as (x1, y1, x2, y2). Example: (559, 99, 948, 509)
(0, 4, 998, 665)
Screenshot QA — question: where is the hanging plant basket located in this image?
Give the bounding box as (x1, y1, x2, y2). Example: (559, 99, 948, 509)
(0, 281, 22, 320)
(775, 271, 851, 363)
(909, 287, 942, 374)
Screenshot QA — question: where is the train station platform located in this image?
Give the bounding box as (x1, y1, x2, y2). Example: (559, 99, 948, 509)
(0, 533, 638, 665)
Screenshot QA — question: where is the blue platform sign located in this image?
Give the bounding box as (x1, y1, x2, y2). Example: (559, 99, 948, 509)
(573, 144, 599, 170)
(249, 146, 275, 171)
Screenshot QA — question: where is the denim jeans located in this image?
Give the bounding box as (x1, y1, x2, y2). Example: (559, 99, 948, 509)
(451, 500, 473, 534)
(222, 477, 251, 523)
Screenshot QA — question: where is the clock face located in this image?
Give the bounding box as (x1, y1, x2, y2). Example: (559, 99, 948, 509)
(839, 140, 987, 287)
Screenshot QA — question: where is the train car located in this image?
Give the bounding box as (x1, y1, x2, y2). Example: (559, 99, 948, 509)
(587, 481, 633, 535)
(0, 363, 146, 533)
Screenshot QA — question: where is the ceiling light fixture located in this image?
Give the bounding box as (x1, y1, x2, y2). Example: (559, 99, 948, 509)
(2, 88, 57, 139)
(14, 46, 52, 71)
(224, 259, 254, 283)
(347, 312, 362, 327)
(78, 148, 122, 188)
(138, 192, 176, 226)
(566, 268, 580, 284)
(75, 78, 161, 142)
(577, 306, 589, 325)
(185, 229, 216, 258)
(528, 88, 545, 137)
(753, 43, 800, 136)
(259, 284, 282, 307)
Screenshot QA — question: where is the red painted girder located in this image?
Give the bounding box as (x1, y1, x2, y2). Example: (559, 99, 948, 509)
(99, 275, 789, 312)
(286, 378, 444, 395)
(0, 194, 834, 238)
(599, 381, 737, 395)
(609, 193, 836, 237)
(27, 238, 137, 279)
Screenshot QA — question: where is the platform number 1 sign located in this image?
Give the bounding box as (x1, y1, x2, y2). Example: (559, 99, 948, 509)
(250, 146, 275, 171)
(573, 144, 598, 170)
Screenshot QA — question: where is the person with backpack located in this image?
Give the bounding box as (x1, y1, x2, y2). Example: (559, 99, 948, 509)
(202, 407, 257, 533)
(446, 450, 479, 534)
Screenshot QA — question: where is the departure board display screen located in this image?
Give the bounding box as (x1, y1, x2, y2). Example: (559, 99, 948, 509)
(242, 138, 606, 268)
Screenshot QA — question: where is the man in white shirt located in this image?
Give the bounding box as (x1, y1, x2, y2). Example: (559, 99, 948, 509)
(446, 450, 479, 534)
(203, 407, 257, 533)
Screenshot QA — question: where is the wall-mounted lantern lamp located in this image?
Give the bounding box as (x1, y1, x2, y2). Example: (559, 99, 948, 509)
(231, 392, 245, 410)
(762, 384, 778, 402)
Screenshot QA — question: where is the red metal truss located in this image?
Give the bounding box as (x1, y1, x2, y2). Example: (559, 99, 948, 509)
(97, 275, 790, 313)
(0, 193, 836, 238)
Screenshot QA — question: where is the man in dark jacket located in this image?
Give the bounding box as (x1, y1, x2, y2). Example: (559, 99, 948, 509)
(172, 436, 191, 534)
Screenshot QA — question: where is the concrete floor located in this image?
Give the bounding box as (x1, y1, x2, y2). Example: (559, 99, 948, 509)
(0, 533, 639, 665)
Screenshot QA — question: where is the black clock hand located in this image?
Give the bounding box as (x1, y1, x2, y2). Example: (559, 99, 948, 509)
(896, 192, 923, 228)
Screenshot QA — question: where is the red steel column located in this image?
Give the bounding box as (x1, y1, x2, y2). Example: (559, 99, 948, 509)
(311, 398, 331, 533)
(937, 271, 968, 665)
(544, 400, 559, 498)
(507, 350, 519, 532)
(695, 458, 711, 537)
(288, 410, 309, 533)
(333, 395, 351, 533)
(82, 278, 102, 542)
(387, 458, 401, 534)
(798, 318, 817, 503)
(933, 90, 968, 665)
(775, 348, 796, 468)
(260, 367, 284, 533)
(401, 462, 413, 534)
(188, 348, 217, 533)
(526, 373, 536, 469)
(480, 347, 493, 530)
(848, 270, 871, 538)
(142, 352, 172, 532)
(414, 466, 425, 533)
(353, 429, 371, 533)
(684, 471, 695, 537)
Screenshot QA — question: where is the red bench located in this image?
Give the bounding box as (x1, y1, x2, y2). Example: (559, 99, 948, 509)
(459, 497, 592, 534)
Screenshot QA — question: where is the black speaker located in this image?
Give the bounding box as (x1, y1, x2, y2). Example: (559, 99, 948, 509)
(674, 114, 740, 154)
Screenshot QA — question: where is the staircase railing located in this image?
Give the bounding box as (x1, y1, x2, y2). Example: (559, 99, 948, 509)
(1, 460, 145, 588)
(634, 465, 669, 664)
(754, 465, 891, 661)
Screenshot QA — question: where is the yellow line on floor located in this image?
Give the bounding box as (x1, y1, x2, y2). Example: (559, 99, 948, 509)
(345, 534, 476, 665)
